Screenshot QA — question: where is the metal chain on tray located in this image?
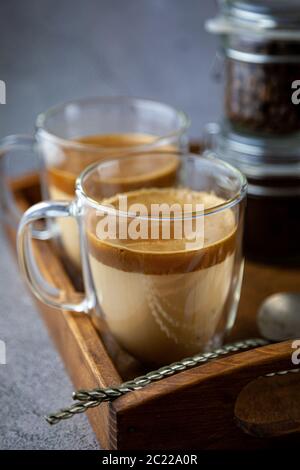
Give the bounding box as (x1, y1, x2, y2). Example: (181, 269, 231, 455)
(46, 338, 268, 425)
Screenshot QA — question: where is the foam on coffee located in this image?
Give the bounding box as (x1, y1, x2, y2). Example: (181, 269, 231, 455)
(47, 133, 165, 196)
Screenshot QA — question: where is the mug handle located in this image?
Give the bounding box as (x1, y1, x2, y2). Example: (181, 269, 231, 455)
(0, 134, 51, 239)
(17, 199, 95, 313)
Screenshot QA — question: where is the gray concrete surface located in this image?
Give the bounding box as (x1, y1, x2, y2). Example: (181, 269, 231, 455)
(0, 0, 220, 449)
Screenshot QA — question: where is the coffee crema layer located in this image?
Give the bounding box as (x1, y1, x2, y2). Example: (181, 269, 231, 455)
(47, 133, 178, 196)
(87, 188, 237, 275)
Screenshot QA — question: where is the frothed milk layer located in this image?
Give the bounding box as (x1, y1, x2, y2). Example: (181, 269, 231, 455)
(87, 188, 237, 364)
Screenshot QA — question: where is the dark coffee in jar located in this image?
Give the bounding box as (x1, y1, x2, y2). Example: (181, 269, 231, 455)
(211, 122, 300, 265)
(245, 176, 300, 265)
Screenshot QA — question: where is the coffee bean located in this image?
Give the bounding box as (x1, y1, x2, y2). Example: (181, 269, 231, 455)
(225, 38, 300, 134)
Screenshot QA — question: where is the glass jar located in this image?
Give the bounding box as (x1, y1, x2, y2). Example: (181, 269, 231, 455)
(208, 122, 300, 265)
(207, 0, 300, 135)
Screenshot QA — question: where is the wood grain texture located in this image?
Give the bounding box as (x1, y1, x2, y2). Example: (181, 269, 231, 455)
(112, 341, 299, 449)
(235, 372, 300, 438)
(3, 172, 300, 449)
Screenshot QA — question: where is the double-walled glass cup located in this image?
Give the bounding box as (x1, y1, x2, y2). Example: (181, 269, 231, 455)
(1, 96, 189, 267)
(18, 153, 247, 365)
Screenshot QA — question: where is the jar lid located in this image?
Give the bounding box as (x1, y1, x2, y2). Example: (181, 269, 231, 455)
(206, 0, 300, 40)
(213, 121, 300, 178)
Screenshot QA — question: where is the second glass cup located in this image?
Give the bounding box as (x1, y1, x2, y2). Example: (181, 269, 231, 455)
(1, 96, 189, 267)
(18, 153, 247, 365)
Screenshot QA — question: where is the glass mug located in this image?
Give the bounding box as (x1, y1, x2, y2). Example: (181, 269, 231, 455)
(18, 153, 247, 365)
(1, 96, 189, 266)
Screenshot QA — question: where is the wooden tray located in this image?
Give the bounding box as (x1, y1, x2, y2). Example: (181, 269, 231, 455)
(3, 171, 300, 450)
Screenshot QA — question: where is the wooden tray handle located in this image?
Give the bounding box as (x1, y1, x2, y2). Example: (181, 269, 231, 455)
(116, 340, 300, 449)
(234, 340, 300, 438)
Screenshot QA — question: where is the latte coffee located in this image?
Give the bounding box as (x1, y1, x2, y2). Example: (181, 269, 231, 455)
(86, 188, 237, 365)
(18, 152, 246, 366)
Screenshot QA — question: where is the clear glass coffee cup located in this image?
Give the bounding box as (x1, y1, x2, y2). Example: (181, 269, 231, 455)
(17, 152, 247, 365)
(1, 96, 189, 267)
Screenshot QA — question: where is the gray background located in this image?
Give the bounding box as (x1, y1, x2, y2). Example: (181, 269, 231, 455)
(0, 0, 219, 450)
